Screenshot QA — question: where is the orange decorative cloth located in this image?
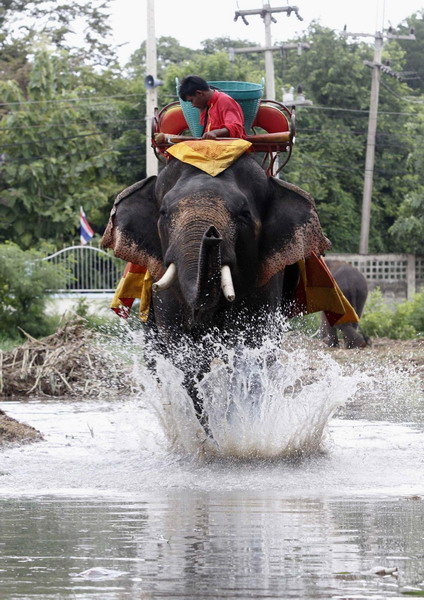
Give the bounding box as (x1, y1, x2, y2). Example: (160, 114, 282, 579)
(111, 253, 358, 327)
(110, 262, 152, 322)
(293, 252, 359, 326)
(166, 139, 252, 176)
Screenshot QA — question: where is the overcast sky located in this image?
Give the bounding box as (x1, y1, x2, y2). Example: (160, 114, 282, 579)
(109, 0, 423, 63)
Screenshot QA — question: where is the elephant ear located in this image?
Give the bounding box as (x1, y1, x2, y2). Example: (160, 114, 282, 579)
(258, 178, 331, 286)
(101, 176, 164, 280)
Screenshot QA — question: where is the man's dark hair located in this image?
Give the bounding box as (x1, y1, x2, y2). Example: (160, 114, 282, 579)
(179, 75, 210, 101)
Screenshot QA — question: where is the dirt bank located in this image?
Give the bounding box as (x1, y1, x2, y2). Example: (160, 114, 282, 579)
(323, 337, 424, 380)
(0, 317, 135, 446)
(0, 409, 43, 446)
(0, 318, 133, 398)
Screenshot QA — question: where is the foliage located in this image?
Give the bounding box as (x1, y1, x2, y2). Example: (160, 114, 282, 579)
(360, 288, 424, 339)
(389, 190, 424, 253)
(289, 312, 320, 336)
(0, 242, 66, 340)
(1, 6, 424, 254)
(71, 296, 116, 332)
(0, 49, 119, 248)
(280, 24, 419, 252)
(389, 107, 424, 253)
(395, 10, 424, 94)
(0, 0, 116, 73)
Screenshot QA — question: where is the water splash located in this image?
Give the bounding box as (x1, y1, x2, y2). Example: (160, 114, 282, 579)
(132, 316, 362, 460)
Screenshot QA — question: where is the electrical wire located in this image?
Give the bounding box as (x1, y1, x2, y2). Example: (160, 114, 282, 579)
(0, 117, 145, 131)
(379, 79, 424, 104)
(1, 130, 110, 149)
(1, 144, 144, 164)
(0, 93, 143, 107)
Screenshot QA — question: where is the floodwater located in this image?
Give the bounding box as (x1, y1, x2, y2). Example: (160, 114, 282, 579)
(1, 328, 424, 599)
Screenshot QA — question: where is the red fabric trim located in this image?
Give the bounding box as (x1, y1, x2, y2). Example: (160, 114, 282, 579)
(123, 262, 147, 276)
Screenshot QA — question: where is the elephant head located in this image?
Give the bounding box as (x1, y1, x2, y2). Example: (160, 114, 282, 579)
(102, 154, 330, 327)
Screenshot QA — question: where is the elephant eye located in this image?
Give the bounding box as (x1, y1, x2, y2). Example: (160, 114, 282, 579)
(239, 209, 251, 221)
(159, 208, 168, 217)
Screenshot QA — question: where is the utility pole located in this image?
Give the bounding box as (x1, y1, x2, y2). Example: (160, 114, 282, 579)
(360, 31, 383, 255)
(145, 0, 158, 176)
(234, 4, 303, 100)
(342, 27, 415, 254)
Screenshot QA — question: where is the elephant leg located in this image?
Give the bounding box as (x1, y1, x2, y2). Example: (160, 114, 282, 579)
(339, 323, 368, 349)
(142, 323, 170, 382)
(320, 313, 339, 347)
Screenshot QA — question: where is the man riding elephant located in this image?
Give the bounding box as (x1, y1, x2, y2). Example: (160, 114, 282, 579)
(178, 75, 246, 140)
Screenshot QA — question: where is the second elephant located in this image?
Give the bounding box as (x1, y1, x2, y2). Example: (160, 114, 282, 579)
(321, 260, 370, 348)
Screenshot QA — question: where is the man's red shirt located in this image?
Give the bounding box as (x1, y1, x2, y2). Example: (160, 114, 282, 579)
(200, 90, 246, 138)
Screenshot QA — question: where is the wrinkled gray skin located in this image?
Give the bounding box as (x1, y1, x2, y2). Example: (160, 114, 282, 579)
(102, 154, 331, 416)
(321, 260, 370, 349)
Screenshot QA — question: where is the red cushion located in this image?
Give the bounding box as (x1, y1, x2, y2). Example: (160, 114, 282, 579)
(252, 104, 289, 133)
(159, 105, 189, 135)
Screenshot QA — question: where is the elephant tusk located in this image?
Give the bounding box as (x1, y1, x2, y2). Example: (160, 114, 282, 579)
(153, 263, 177, 292)
(221, 265, 235, 302)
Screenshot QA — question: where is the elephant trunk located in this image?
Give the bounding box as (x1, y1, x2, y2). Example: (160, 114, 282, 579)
(190, 225, 222, 312)
(167, 224, 225, 318)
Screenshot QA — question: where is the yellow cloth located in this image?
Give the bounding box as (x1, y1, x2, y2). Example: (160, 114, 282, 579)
(111, 254, 358, 327)
(166, 139, 252, 176)
(296, 256, 359, 325)
(110, 266, 152, 322)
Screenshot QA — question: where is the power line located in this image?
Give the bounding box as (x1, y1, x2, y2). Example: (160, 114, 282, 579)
(379, 79, 424, 104)
(0, 93, 143, 107)
(0, 117, 145, 131)
(0, 105, 419, 137)
(1, 144, 144, 164)
(298, 105, 419, 116)
(1, 130, 110, 149)
(3, 127, 417, 152)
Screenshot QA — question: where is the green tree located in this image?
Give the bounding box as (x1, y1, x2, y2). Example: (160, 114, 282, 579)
(389, 190, 424, 253)
(277, 24, 419, 252)
(0, 49, 118, 248)
(0, 0, 116, 74)
(388, 91, 424, 253)
(395, 10, 424, 94)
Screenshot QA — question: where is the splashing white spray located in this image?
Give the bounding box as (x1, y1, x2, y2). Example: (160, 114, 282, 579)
(133, 315, 362, 460)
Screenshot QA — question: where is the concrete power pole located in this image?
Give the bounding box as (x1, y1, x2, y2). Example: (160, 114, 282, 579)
(234, 4, 303, 100)
(264, 7, 276, 100)
(342, 27, 415, 254)
(145, 0, 158, 176)
(360, 31, 383, 254)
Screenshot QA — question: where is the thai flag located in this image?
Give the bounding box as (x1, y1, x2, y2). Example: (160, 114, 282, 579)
(80, 206, 94, 245)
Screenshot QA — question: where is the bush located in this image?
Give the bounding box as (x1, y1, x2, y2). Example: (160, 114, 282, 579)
(0, 242, 67, 340)
(408, 289, 424, 334)
(360, 288, 394, 338)
(289, 312, 321, 336)
(360, 288, 424, 340)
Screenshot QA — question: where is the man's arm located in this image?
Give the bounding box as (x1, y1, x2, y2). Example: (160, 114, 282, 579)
(202, 127, 230, 139)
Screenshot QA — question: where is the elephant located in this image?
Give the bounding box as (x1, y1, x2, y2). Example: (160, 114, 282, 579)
(320, 260, 370, 349)
(102, 153, 331, 420)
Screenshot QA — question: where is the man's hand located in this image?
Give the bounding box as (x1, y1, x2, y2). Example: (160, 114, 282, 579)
(202, 128, 230, 139)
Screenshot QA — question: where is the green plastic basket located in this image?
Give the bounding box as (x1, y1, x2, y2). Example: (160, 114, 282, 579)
(176, 78, 264, 137)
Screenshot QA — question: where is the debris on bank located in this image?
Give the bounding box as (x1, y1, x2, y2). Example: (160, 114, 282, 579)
(0, 408, 43, 446)
(0, 318, 134, 398)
